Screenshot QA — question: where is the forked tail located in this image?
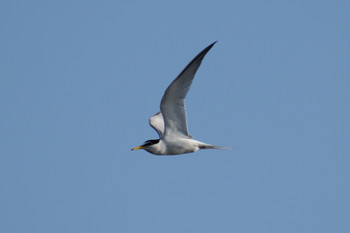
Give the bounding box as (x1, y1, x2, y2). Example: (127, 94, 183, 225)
(199, 143, 231, 150)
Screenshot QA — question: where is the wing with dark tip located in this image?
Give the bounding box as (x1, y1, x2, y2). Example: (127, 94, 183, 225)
(160, 42, 216, 138)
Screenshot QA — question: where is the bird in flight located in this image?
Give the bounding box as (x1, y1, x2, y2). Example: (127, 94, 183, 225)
(132, 42, 227, 155)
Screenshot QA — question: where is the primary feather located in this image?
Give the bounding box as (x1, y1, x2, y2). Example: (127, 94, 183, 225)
(160, 42, 217, 138)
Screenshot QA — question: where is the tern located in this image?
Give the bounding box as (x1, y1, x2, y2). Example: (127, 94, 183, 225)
(132, 42, 227, 155)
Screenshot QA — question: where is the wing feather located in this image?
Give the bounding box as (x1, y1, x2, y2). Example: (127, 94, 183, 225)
(160, 42, 216, 138)
(149, 112, 164, 137)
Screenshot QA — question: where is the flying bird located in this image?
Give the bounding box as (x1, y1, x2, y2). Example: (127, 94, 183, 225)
(132, 42, 227, 155)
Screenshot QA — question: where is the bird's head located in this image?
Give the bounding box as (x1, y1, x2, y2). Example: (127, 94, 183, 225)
(131, 139, 160, 152)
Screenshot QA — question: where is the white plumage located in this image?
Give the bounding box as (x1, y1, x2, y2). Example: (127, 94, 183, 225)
(132, 42, 227, 155)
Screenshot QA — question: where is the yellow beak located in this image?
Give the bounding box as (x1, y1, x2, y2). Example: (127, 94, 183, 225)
(131, 145, 145, 151)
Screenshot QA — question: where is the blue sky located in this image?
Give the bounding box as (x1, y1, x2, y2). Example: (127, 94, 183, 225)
(1, 0, 349, 232)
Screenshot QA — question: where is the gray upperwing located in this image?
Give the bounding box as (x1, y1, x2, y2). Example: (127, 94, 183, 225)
(160, 42, 217, 138)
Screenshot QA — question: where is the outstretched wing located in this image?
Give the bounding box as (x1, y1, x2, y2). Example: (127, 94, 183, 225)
(149, 112, 164, 137)
(160, 42, 216, 138)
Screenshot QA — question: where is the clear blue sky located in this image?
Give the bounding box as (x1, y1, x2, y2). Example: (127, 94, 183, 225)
(1, 0, 349, 232)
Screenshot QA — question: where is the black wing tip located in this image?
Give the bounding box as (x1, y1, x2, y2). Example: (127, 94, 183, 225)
(206, 41, 217, 49)
(208, 41, 218, 48)
(200, 41, 217, 56)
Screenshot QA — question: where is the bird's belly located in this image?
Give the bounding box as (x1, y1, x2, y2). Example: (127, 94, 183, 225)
(162, 138, 199, 155)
